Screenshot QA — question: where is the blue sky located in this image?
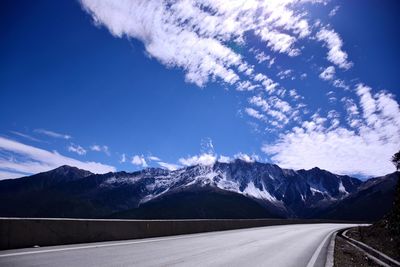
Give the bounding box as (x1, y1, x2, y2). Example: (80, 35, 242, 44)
(1, 0, 399, 179)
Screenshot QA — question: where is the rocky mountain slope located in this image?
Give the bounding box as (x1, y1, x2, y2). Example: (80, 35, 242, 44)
(316, 172, 399, 220)
(0, 161, 396, 220)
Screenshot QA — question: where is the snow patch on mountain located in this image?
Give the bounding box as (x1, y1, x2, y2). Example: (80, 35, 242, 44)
(338, 181, 348, 194)
(140, 188, 169, 204)
(310, 187, 323, 195)
(243, 182, 277, 202)
(101, 175, 141, 186)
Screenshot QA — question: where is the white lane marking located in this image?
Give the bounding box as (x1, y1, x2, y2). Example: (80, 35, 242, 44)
(306, 229, 337, 267)
(0, 234, 204, 258)
(324, 231, 337, 267)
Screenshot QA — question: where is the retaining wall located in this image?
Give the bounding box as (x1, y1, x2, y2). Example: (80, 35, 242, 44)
(0, 218, 360, 250)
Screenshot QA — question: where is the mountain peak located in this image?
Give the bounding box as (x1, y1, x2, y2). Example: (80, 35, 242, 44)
(40, 165, 93, 180)
(54, 165, 78, 171)
(53, 165, 91, 173)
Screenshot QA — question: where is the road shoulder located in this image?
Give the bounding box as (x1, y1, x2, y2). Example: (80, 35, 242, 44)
(334, 235, 380, 267)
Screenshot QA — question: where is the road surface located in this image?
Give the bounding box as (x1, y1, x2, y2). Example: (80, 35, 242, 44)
(0, 223, 354, 267)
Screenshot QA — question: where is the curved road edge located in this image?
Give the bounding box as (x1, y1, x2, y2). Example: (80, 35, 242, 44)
(307, 228, 339, 267)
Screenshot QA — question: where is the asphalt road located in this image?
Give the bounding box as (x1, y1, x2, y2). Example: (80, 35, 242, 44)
(0, 223, 354, 267)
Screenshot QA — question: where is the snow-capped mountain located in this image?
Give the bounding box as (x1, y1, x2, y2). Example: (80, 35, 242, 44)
(96, 160, 361, 216)
(0, 161, 396, 220)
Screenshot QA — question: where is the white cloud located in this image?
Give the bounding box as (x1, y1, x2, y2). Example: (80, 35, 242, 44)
(327, 91, 337, 103)
(218, 155, 231, 163)
(271, 97, 292, 113)
(90, 144, 110, 156)
(68, 143, 87, 155)
(80, 0, 246, 87)
(253, 73, 267, 82)
(277, 69, 293, 80)
(248, 95, 291, 127)
(249, 96, 269, 111)
(236, 81, 258, 91)
(145, 155, 181, 170)
(10, 131, 43, 143)
(263, 84, 400, 176)
(90, 145, 102, 152)
(316, 28, 352, 69)
(179, 153, 216, 166)
(157, 161, 180, 171)
(0, 136, 115, 176)
(356, 84, 377, 123)
(341, 97, 361, 128)
(245, 108, 265, 120)
(131, 155, 148, 168)
(333, 79, 350, 90)
(342, 97, 359, 116)
(90, 145, 101, 152)
(255, 52, 269, 63)
(234, 153, 259, 163)
(268, 57, 276, 68)
(289, 89, 302, 100)
(329, 5, 340, 17)
(102, 146, 110, 156)
(319, 66, 335, 81)
(80, 0, 323, 88)
(257, 29, 300, 57)
(148, 156, 161, 161)
(34, 129, 71, 140)
(200, 138, 215, 154)
(120, 153, 127, 163)
(327, 110, 340, 118)
(261, 78, 279, 93)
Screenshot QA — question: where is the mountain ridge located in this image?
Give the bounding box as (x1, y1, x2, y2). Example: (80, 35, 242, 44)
(0, 162, 397, 220)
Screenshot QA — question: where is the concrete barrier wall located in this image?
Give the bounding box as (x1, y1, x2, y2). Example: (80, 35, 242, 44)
(0, 218, 360, 250)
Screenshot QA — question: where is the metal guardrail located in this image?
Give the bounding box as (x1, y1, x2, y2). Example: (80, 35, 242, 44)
(337, 228, 400, 267)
